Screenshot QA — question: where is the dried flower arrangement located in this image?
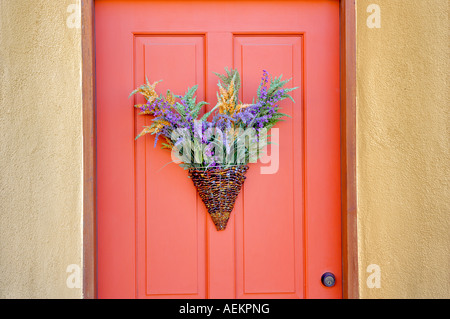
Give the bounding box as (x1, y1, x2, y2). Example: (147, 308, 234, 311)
(130, 68, 298, 230)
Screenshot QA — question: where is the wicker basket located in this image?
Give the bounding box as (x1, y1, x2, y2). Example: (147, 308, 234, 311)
(188, 165, 249, 231)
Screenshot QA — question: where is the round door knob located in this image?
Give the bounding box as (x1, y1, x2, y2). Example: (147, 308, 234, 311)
(321, 272, 336, 287)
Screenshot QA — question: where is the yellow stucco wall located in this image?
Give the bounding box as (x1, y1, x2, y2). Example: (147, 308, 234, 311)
(0, 0, 82, 298)
(0, 0, 448, 299)
(356, 0, 449, 298)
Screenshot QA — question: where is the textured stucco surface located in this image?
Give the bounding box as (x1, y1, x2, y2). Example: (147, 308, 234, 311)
(0, 0, 82, 298)
(356, 0, 449, 298)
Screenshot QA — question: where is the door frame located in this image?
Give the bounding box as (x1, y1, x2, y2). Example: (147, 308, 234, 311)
(80, 0, 357, 299)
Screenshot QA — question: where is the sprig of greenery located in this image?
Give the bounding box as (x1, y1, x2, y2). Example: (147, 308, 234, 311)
(213, 67, 241, 104)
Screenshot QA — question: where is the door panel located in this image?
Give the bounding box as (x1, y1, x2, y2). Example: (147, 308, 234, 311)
(96, 0, 341, 299)
(134, 36, 207, 298)
(234, 35, 304, 298)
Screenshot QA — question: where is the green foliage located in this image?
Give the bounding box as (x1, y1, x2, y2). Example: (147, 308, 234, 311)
(213, 67, 241, 93)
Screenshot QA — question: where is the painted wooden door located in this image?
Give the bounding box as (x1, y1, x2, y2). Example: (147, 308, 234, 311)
(96, 0, 341, 299)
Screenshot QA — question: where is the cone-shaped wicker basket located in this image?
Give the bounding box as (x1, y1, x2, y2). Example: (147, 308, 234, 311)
(188, 165, 249, 231)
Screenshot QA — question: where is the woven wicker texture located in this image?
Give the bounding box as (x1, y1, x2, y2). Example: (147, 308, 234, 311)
(188, 165, 249, 231)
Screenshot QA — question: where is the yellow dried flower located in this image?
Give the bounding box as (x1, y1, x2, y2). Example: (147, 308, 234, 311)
(164, 91, 176, 106)
(150, 119, 170, 134)
(218, 81, 238, 115)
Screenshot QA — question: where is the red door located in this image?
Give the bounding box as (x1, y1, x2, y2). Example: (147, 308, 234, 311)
(96, 0, 341, 299)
